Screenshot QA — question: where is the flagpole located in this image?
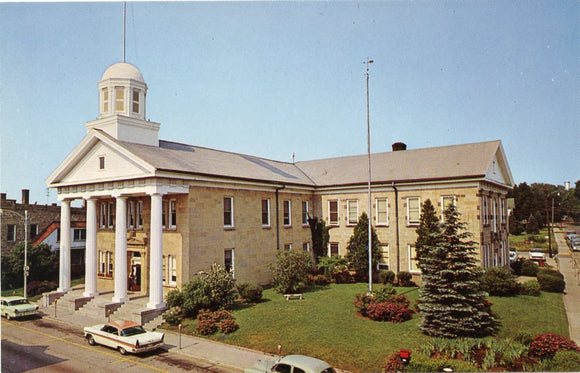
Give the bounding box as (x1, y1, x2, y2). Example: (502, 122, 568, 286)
(366, 58, 373, 293)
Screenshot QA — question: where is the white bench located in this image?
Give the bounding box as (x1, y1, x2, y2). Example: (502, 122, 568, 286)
(283, 294, 303, 301)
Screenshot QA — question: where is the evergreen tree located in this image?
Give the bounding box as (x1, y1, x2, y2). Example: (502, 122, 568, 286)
(346, 212, 381, 282)
(526, 213, 540, 234)
(415, 199, 440, 263)
(417, 204, 495, 338)
(308, 216, 331, 264)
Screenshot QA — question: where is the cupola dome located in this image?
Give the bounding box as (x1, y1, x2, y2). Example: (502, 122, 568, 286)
(101, 62, 144, 82)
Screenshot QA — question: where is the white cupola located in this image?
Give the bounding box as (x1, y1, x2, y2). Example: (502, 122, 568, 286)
(86, 62, 160, 146)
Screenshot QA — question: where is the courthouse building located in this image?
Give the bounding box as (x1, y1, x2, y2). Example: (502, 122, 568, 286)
(46, 62, 514, 310)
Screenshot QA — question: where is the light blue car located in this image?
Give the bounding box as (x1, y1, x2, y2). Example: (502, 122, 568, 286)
(245, 355, 336, 373)
(1, 296, 39, 320)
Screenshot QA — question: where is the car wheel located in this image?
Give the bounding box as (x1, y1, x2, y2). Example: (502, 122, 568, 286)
(87, 335, 96, 346)
(118, 347, 127, 355)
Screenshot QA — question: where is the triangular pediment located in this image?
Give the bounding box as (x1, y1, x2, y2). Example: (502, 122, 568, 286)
(46, 130, 155, 187)
(484, 144, 514, 187)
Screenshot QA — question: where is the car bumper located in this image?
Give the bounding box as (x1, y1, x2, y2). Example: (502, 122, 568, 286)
(130, 342, 164, 354)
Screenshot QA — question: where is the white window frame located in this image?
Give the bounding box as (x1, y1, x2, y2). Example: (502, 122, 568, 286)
(99, 202, 107, 228)
(482, 196, 489, 225)
(224, 197, 234, 228)
(99, 251, 106, 275)
(440, 195, 456, 221)
(303, 242, 310, 252)
(127, 201, 135, 229)
(73, 228, 86, 242)
(408, 244, 420, 273)
(261, 199, 270, 227)
(347, 200, 358, 225)
(328, 200, 339, 226)
(102, 88, 109, 114)
(115, 86, 125, 112)
(492, 198, 497, 233)
(137, 200, 143, 229)
(283, 243, 292, 251)
(379, 243, 389, 269)
(132, 89, 140, 114)
(375, 198, 388, 226)
(107, 201, 114, 228)
(283, 200, 291, 226)
(169, 199, 177, 229)
(162, 200, 167, 229)
(407, 197, 421, 226)
(7, 224, 16, 242)
(168, 255, 177, 285)
(302, 200, 309, 226)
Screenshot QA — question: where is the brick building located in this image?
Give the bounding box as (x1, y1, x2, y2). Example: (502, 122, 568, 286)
(46, 62, 514, 311)
(0, 190, 86, 271)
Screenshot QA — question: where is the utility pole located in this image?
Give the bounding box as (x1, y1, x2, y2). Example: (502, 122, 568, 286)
(24, 210, 29, 298)
(366, 58, 373, 293)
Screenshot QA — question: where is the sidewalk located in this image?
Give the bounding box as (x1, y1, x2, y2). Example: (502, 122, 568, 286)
(39, 306, 276, 372)
(554, 229, 580, 345)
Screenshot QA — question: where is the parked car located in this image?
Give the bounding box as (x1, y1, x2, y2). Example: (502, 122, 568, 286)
(84, 320, 164, 355)
(509, 247, 518, 262)
(1, 296, 39, 320)
(245, 355, 336, 373)
(572, 242, 580, 252)
(529, 248, 546, 261)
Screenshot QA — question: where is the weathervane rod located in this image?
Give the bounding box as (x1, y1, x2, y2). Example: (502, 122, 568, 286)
(123, 1, 126, 63)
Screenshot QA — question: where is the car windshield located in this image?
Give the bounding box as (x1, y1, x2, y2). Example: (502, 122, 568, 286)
(121, 326, 146, 336)
(9, 299, 30, 306)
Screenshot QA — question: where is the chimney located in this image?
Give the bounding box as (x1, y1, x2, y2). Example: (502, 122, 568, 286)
(392, 142, 407, 151)
(1, 193, 6, 201)
(22, 189, 30, 205)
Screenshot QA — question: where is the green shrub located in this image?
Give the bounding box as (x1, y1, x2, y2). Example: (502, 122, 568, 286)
(162, 306, 183, 326)
(519, 280, 541, 296)
(538, 268, 564, 279)
(316, 255, 348, 276)
(521, 260, 539, 277)
(353, 293, 374, 316)
(537, 273, 566, 293)
(514, 331, 536, 345)
(165, 289, 183, 308)
(406, 352, 479, 372)
(236, 282, 263, 303)
(510, 257, 525, 275)
(332, 269, 355, 284)
(480, 267, 520, 296)
(379, 270, 396, 285)
(372, 284, 396, 303)
(307, 274, 331, 286)
(26, 280, 57, 296)
(396, 271, 413, 286)
(271, 250, 313, 293)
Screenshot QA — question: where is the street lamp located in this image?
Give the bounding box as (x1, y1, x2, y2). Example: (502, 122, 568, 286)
(0, 209, 29, 298)
(365, 58, 374, 293)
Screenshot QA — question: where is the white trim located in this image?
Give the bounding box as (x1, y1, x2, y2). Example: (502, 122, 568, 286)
(375, 197, 389, 226)
(224, 196, 234, 228)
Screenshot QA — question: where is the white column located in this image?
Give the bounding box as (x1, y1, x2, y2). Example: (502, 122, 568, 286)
(113, 196, 128, 303)
(58, 199, 72, 292)
(83, 198, 98, 297)
(147, 193, 166, 309)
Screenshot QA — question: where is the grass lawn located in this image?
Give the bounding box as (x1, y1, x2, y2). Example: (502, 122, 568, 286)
(510, 228, 557, 253)
(174, 283, 569, 372)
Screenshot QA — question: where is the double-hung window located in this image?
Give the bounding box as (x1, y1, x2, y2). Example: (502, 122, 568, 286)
(132, 89, 140, 114)
(376, 198, 388, 226)
(261, 199, 270, 226)
(224, 197, 234, 227)
(107, 201, 114, 228)
(162, 200, 167, 229)
(73, 228, 86, 241)
(347, 200, 358, 225)
(302, 201, 309, 226)
(128, 201, 135, 228)
(115, 86, 124, 112)
(329, 242, 339, 256)
(169, 200, 177, 229)
(100, 203, 107, 228)
(136, 201, 143, 229)
(224, 249, 235, 278)
(407, 197, 421, 225)
(283, 200, 291, 226)
(6, 225, 16, 242)
(328, 200, 339, 225)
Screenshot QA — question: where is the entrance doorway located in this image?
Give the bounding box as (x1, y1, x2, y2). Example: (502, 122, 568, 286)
(129, 252, 142, 292)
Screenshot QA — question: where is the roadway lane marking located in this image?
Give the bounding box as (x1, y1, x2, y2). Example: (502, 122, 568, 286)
(2, 320, 168, 373)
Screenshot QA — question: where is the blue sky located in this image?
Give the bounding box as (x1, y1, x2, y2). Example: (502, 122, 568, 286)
(1, 1, 578, 205)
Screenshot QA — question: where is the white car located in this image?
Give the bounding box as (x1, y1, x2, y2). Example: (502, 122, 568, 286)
(509, 248, 518, 262)
(84, 320, 164, 355)
(245, 355, 336, 373)
(1, 296, 39, 320)
(529, 248, 546, 261)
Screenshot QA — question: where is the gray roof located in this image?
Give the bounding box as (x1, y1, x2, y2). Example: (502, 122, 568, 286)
(117, 139, 506, 187)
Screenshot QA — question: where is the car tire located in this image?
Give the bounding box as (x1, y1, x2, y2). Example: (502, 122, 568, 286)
(118, 346, 127, 355)
(87, 335, 96, 346)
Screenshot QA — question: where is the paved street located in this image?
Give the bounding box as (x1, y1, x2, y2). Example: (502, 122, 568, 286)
(557, 224, 580, 345)
(1, 317, 233, 373)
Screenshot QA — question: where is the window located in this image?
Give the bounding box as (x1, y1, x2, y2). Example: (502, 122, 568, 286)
(7, 225, 16, 242)
(169, 200, 177, 229)
(492, 198, 497, 233)
(127, 201, 135, 228)
(56, 228, 60, 242)
(379, 244, 389, 269)
(408, 245, 420, 273)
(283, 243, 292, 251)
(261, 199, 270, 226)
(303, 242, 310, 252)
(224, 197, 234, 227)
(441, 196, 455, 221)
(407, 197, 421, 225)
(168, 255, 177, 285)
(132, 89, 140, 113)
(224, 249, 234, 277)
(136, 201, 143, 229)
(482, 196, 489, 225)
(73, 228, 86, 241)
(99, 251, 113, 277)
(302, 201, 309, 226)
(329, 242, 339, 256)
(99, 251, 105, 274)
(500, 198, 506, 224)
(29, 224, 38, 239)
(115, 86, 124, 112)
(107, 201, 114, 228)
(102, 88, 109, 113)
(162, 200, 167, 228)
(107, 251, 113, 275)
(328, 200, 339, 225)
(376, 198, 388, 226)
(283, 200, 291, 226)
(99, 156, 105, 170)
(100, 202, 107, 228)
(347, 200, 358, 225)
